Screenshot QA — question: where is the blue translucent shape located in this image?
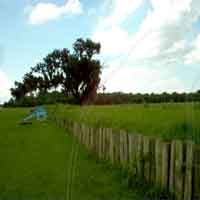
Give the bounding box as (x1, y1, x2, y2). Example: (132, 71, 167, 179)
(22, 106, 48, 122)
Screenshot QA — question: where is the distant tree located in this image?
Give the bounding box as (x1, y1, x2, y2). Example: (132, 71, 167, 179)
(10, 81, 27, 100)
(43, 49, 63, 90)
(31, 63, 51, 93)
(22, 73, 38, 95)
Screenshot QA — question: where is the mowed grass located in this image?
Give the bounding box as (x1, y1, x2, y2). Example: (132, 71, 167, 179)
(48, 103, 200, 143)
(0, 108, 144, 200)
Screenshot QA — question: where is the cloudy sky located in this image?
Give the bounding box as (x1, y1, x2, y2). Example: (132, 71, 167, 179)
(1, 0, 200, 103)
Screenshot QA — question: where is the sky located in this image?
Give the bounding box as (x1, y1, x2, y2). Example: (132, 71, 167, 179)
(1, 0, 200, 103)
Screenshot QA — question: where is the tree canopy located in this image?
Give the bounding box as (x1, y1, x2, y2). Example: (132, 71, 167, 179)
(10, 38, 102, 105)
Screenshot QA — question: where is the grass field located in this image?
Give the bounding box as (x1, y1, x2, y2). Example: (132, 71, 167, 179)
(1, 104, 198, 199)
(0, 108, 147, 200)
(48, 103, 200, 143)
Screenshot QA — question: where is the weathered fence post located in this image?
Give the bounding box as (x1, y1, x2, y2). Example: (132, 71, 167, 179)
(119, 131, 128, 167)
(161, 142, 170, 189)
(109, 129, 115, 164)
(98, 127, 102, 159)
(89, 127, 94, 151)
(155, 139, 162, 186)
(93, 128, 98, 155)
(119, 131, 124, 165)
(169, 140, 175, 194)
(175, 141, 184, 200)
(193, 145, 200, 200)
(136, 135, 144, 178)
(102, 128, 106, 159)
(184, 141, 193, 200)
(143, 136, 151, 183)
(124, 132, 129, 166)
(104, 128, 109, 161)
(114, 132, 120, 164)
(150, 138, 156, 185)
(128, 134, 136, 170)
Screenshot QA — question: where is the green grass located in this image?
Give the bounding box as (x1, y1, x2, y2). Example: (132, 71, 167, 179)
(0, 108, 145, 200)
(48, 103, 200, 143)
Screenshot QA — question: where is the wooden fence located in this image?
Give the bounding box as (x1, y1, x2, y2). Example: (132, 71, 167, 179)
(53, 116, 200, 200)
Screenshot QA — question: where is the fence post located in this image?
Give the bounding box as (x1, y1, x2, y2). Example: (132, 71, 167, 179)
(193, 145, 200, 200)
(98, 128, 102, 159)
(169, 140, 176, 194)
(128, 134, 136, 169)
(119, 131, 124, 165)
(136, 135, 144, 178)
(161, 142, 170, 189)
(143, 136, 151, 183)
(184, 141, 193, 200)
(119, 131, 128, 166)
(114, 132, 120, 164)
(175, 141, 184, 200)
(155, 139, 162, 186)
(94, 128, 99, 155)
(89, 127, 94, 151)
(124, 132, 129, 166)
(104, 128, 110, 161)
(109, 129, 114, 164)
(149, 138, 156, 185)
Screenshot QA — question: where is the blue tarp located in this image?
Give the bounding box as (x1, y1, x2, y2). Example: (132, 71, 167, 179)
(22, 106, 48, 122)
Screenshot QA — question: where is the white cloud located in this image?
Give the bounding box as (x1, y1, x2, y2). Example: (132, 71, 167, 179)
(28, 0, 82, 25)
(93, 27, 130, 55)
(93, 0, 142, 55)
(185, 34, 200, 64)
(0, 70, 12, 104)
(101, 64, 185, 94)
(93, 0, 199, 60)
(128, 0, 198, 63)
(101, 0, 142, 27)
(94, 0, 200, 93)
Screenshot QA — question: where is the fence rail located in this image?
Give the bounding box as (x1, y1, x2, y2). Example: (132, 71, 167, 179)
(52, 116, 200, 200)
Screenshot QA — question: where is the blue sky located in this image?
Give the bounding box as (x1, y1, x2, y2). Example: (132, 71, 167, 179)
(1, 0, 200, 103)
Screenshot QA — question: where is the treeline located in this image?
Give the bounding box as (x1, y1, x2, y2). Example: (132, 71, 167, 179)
(94, 91, 200, 104)
(4, 90, 200, 107)
(4, 91, 69, 107)
(6, 38, 102, 107)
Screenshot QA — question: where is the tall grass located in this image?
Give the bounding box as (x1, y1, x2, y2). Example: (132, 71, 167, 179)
(48, 103, 200, 143)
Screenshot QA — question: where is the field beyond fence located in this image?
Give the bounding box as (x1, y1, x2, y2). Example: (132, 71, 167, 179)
(48, 103, 200, 144)
(52, 114, 200, 200)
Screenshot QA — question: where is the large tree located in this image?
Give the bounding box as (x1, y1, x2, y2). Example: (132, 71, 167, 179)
(61, 38, 101, 104)
(24, 38, 102, 104)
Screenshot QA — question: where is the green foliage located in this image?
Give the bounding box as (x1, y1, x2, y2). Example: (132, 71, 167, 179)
(9, 38, 102, 105)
